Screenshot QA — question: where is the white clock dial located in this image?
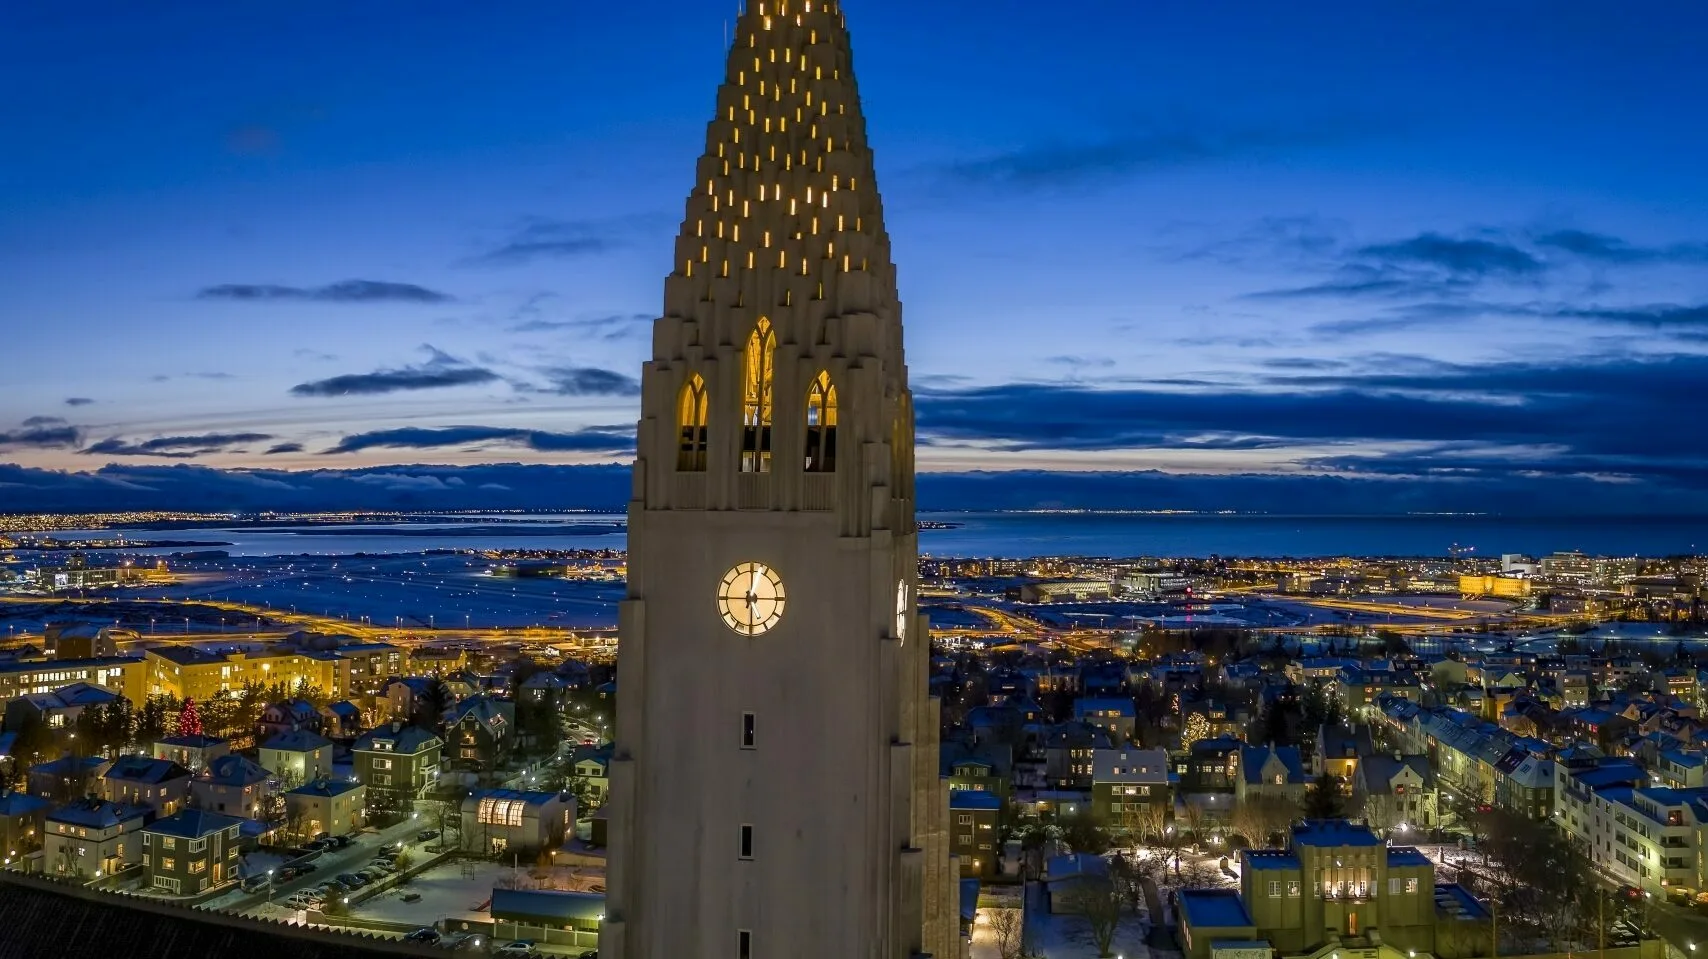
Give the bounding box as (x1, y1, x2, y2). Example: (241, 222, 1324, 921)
(895, 580, 910, 645)
(717, 562, 786, 636)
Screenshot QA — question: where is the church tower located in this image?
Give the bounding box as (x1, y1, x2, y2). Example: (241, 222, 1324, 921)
(600, 2, 960, 958)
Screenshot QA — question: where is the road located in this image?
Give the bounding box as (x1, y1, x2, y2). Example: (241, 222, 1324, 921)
(218, 810, 437, 918)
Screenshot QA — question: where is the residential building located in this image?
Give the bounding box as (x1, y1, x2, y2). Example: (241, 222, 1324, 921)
(1072, 697, 1136, 743)
(319, 700, 363, 738)
(3, 682, 119, 730)
(141, 809, 244, 896)
(100, 755, 191, 817)
(256, 699, 322, 740)
(1041, 721, 1113, 789)
(1353, 754, 1437, 833)
(26, 755, 112, 803)
(949, 790, 1001, 878)
(43, 798, 147, 879)
(190, 755, 276, 818)
(941, 742, 1013, 802)
(1493, 750, 1555, 820)
(0, 657, 143, 713)
(284, 777, 366, 839)
(0, 790, 49, 860)
(258, 730, 333, 788)
(571, 744, 612, 808)
(332, 642, 407, 699)
(1236, 744, 1307, 804)
(352, 723, 443, 804)
(461, 789, 574, 856)
(151, 734, 230, 773)
(1091, 747, 1169, 829)
(1177, 736, 1243, 825)
(447, 695, 515, 775)
(1555, 758, 1700, 894)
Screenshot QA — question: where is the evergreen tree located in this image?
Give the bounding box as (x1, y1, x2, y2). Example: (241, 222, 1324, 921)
(1301, 772, 1344, 820)
(177, 698, 203, 737)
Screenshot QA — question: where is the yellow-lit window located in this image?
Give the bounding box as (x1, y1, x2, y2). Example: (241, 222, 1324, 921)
(678, 374, 709, 472)
(804, 370, 838, 474)
(741, 318, 776, 474)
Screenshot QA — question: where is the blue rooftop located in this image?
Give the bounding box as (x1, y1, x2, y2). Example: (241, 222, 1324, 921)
(1242, 850, 1301, 871)
(950, 790, 1004, 811)
(489, 888, 604, 925)
(1293, 820, 1383, 847)
(1178, 889, 1253, 929)
(1388, 847, 1433, 867)
(1435, 883, 1492, 921)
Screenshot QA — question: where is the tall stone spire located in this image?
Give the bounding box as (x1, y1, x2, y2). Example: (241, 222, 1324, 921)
(603, 1, 959, 956)
(663, 0, 900, 355)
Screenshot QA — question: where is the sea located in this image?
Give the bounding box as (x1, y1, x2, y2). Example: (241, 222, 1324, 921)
(30, 511, 1708, 559)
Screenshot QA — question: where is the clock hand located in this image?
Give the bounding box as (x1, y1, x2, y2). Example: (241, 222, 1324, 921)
(751, 567, 762, 597)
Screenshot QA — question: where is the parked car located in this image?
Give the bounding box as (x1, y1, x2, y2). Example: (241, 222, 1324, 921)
(240, 875, 271, 893)
(295, 862, 319, 875)
(312, 831, 330, 843)
(336, 873, 367, 888)
(379, 841, 404, 855)
(495, 942, 538, 957)
(399, 892, 422, 904)
(330, 835, 355, 849)
(416, 829, 439, 843)
(366, 861, 395, 875)
(403, 929, 442, 944)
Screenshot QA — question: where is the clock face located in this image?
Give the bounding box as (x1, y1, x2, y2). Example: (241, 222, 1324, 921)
(717, 562, 786, 636)
(895, 580, 910, 645)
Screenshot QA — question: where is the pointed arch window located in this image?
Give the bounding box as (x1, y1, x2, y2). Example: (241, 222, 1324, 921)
(741, 318, 776, 473)
(677, 373, 709, 472)
(804, 371, 838, 473)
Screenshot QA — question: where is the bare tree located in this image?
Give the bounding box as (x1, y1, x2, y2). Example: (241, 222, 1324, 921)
(990, 907, 1025, 959)
(1232, 793, 1298, 847)
(1067, 877, 1124, 958)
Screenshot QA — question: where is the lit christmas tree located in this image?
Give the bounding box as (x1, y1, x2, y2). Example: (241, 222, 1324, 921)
(178, 698, 203, 737)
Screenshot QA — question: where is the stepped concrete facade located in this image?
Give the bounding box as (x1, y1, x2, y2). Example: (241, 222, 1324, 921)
(600, 2, 960, 957)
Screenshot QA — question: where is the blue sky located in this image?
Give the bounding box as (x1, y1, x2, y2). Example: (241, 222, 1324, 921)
(2, 1, 1706, 511)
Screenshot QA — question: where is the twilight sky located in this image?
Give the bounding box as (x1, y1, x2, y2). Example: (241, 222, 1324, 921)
(3, 1, 1707, 510)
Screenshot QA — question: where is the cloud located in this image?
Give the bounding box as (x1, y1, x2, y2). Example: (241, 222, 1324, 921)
(81, 432, 274, 458)
(914, 353, 1708, 484)
(536, 367, 642, 397)
(322, 425, 635, 455)
(264, 443, 305, 455)
(291, 346, 500, 397)
(936, 119, 1362, 190)
(64, 397, 94, 407)
(467, 218, 622, 267)
(508, 312, 653, 340)
(1533, 229, 1708, 265)
(197, 280, 454, 304)
(0, 421, 83, 450)
(1356, 233, 1543, 277)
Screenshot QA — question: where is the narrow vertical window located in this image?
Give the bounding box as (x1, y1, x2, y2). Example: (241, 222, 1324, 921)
(741, 712, 756, 749)
(739, 824, 754, 859)
(739, 930, 752, 959)
(678, 374, 709, 471)
(741, 317, 775, 473)
(804, 371, 838, 473)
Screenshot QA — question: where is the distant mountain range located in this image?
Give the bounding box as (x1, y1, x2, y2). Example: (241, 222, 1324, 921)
(1, 461, 1701, 516)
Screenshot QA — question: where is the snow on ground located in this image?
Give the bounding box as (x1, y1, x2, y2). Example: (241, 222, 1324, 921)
(354, 860, 534, 926)
(1023, 880, 1157, 959)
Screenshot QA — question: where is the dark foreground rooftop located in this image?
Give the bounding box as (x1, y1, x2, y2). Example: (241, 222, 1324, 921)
(0, 873, 433, 959)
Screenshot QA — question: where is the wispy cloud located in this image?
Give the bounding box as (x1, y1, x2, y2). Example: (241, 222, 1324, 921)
(290, 346, 500, 398)
(1356, 233, 1543, 277)
(82, 432, 274, 458)
(0, 420, 82, 450)
(534, 367, 642, 397)
(64, 397, 94, 407)
(466, 218, 625, 267)
(197, 279, 454, 304)
(323, 425, 634, 455)
(935, 118, 1365, 190)
(263, 442, 305, 455)
(1533, 229, 1708, 265)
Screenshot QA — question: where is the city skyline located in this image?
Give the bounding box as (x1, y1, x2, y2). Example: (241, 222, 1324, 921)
(4, 0, 1707, 514)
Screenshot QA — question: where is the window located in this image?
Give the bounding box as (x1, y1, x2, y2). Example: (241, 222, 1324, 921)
(739, 930, 752, 959)
(1389, 878, 1401, 895)
(374, 758, 392, 770)
(678, 373, 710, 471)
(190, 860, 207, 875)
(153, 876, 180, 894)
(958, 814, 973, 826)
(161, 837, 176, 850)
(803, 371, 838, 472)
(1268, 881, 1281, 897)
(478, 798, 526, 827)
(1287, 881, 1301, 897)
(190, 838, 206, 853)
(160, 857, 176, 871)
(740, 318, 776, 473)
(1406, 878, 1419, 893)
(741, 712, 756, 749)
(739, 824, 754, 860)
